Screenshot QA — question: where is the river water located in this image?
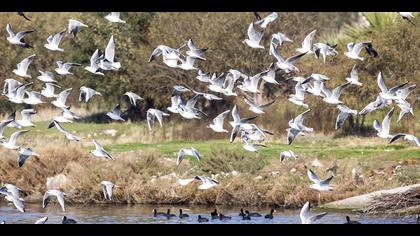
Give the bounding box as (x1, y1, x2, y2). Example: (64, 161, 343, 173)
(0, 204, 417, 224)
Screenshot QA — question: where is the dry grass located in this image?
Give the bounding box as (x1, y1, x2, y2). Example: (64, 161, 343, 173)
(0, 137, 418, 208)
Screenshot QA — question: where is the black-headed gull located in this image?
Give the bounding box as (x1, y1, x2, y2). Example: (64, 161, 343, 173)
(345, 65, 362, 86)
(146, 109, 170, 131)
(43, 189, 66, 212)
(79, 86, 101, 103)
(84, 49, 104, 75)
(208, 110, 230, 133)
(55, 61, 81, 76)
(321, 82, 351, 105)
(186, 38, 208, 60)
(68, 19, 88, 38)
(18, 147, 40, 168)
(124, 91, 143, 106)
(6, 24, 34, 48)
(13, 54, 35, 78)
(336, 105, 358, 130)
(373, 107, 395, 139)
(243, 22, 265, 49)
(1, 130, 29, 150)
(91, 140, 114, 160)
(37, 70, 57, 83)
(99, 35, 121, 71)
(101, 181, 118, 200)
(48, 120, 81, 142)
(300, 201, 327, 224)
(254, 12, 278, 28)
(106, 104, 125, 121)
(177, 148, 201, 166)
(296, 29, 317, 54)
(41, 83, 61, 98)
(105, 12, 126, 23)
(51, 88, 72, 109)
(44, 29, 65, 52)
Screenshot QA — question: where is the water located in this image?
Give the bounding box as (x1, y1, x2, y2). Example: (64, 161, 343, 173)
(0, 204, 417, 224)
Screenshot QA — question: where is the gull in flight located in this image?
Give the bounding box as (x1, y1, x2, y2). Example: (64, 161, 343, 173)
(177, 56, 198, 70)
(13, 109, 37, 127)
(395, 84, 416, 102)
(84, 49, 104, 76)
(17, 12, 31, 21)
(389, 133, 419, 147)
(55, 61, 81, 75)
(238, 72, 263, 94)
(260, 63, 280, 84)
(147, 108, 170, 130)
(208, 73, 226, 93)
(196, 70, 212, 83)
(344, 41, 377, 60)
(240, 124, 273, 143)
(303, 74, 330, 97)
(336, 105, 358, 130)
(0, 186, 25, 213)
(13, 54, 36, 78)
(373, 107, 395, 139)
(313, 43, 338, 63)
(178, 176, 219, 190)
(105, 12, 126, 23)
(106, 104, 125, 121)
(242, 138, 267, 152)
(321, 82, 351, 105)
(18, 147, 40, 168)
(208, 110, 230, 133)
(242, 92, 276, 114)
(37, 70, 57, 83)
(186, 38, 208, 60)
(54, 107, 80, 123)
(167, 95, 182, 114)
(177, 95, 206, 120)
(35, 217, 48, 224)
(43, 189, 66, 212)
(300, 202, 328, 224)
(307, 167, 334, 191)
(5, 111, 23, 129)
(243, 22, 265, 49)
(48, 120, 81, 142)
(51, 88, 72, 109)
(148, 44, 185, 64)
(41, 83, 61, 98)
(229, 105, 258, 142)
(395, 99, 414, 123)
(8, 82, 33, 104)
(345, 65, 362, 86)
(359, 96, 390, 116)
(24, 91, 44, 105)
(6, 24, 34, 48)
(44, 29, 65, 52)
(101, 181, 118, 200)
(398, 12, 415, 25)
(177, 148, 202, 166)
(192, 90, 222, 101)
(279, 150, 298, 162)
(221, 74, 238, 97)
(271, 42, 307, 73)
(124, 92, 143, 106)
(0, 119, 13, 139)
(287, 109, 313, 145)
(68, 19, 88, 38)
(296, 29, 317, 54)
(271, 32, 293, 51)
(99, 35, 121, 71)
(3, 78, 22, 99)
(91, 140, 114, 160)
(377, 72, 408, 101)
(254, 12, 278, 28)
(288, 82, 309, 108)
(1, 130, 29, 150)
(79, 86, 102, 103)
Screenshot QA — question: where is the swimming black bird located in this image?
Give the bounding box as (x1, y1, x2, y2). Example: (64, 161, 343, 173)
(210, 209, 218, 220)
(264, 209, 275, 219)
(166, 209, 176, 218)
(17, 12, 30, 21)
(242, 211, 251, 220)
(61, 216, 77, 224)
(179, 209, 189, 218)
(153, 209, 167, 217)
(344, 216, 361, 224)
(219, 213, 232, 221)
(239, 208, 246, 217)
(198, 215, 209, 223)
(248, 211, 262, 217)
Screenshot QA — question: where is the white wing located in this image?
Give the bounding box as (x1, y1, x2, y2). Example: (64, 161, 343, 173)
(105, 35, 115, 62)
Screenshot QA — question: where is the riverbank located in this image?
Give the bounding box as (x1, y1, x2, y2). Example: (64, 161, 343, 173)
(0, 129, 419, 210)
